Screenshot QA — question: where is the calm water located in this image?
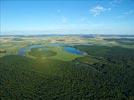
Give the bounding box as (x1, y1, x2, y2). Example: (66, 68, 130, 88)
(18, 45, 43, 56)
(64, 47, 83, 55)
(48, 43, 65, 46)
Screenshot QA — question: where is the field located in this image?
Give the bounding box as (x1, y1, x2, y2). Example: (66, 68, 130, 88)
(0, 35, 134, 99)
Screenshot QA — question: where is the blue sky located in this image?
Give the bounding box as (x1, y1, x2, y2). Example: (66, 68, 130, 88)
(0, 0, 134, 35)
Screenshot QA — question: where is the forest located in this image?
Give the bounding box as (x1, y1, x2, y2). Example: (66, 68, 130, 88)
(0, 35, 134, 100)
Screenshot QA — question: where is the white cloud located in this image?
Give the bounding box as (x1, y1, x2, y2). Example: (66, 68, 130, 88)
(90, 5, 111, 16)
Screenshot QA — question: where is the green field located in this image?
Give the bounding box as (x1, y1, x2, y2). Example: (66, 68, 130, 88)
(0, 35, 134, 99)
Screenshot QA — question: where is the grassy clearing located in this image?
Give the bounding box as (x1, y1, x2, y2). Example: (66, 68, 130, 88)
(76, 56, 99, 65)
(48, 46, 82, 61)
(26, 46, 81, 61)
(28, 48, 57, 58)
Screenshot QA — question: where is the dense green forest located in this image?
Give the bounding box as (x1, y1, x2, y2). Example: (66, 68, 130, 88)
(0, 45, 134, 100)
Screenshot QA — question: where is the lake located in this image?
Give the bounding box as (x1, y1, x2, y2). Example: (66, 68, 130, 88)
(18, 44, 43, 56)
(18, 44, 86, 56)
(64, 47, 83, 55)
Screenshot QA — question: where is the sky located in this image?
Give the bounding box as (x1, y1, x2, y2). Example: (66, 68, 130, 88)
(0, 0, 134, 35)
